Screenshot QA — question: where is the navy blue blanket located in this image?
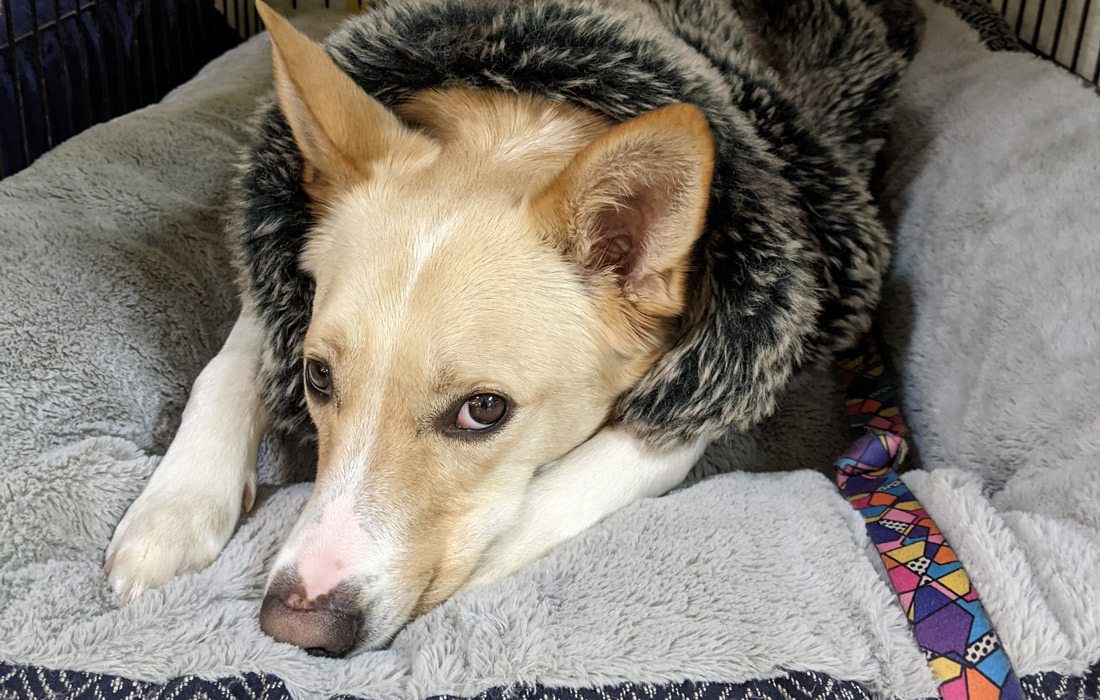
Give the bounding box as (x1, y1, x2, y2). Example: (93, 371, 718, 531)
(2, 661, 1098, 699)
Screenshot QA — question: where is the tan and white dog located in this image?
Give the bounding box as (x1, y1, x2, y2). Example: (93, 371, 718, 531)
(104, 0, 919, 657)
(104, 3, 714, 655)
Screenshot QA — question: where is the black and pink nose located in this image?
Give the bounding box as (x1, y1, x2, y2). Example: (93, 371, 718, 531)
(259, 571, 363, 657)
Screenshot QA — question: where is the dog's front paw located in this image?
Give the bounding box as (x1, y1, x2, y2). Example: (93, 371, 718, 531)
(104, 477, 253, 603)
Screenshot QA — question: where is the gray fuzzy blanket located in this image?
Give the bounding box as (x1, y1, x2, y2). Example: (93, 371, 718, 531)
(1, 2, 1098, 698)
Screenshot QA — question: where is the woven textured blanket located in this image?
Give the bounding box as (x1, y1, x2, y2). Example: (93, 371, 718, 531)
(1, 1, 1098, 698)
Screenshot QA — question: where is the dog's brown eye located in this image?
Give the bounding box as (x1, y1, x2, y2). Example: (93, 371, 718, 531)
(456, 394, 507, 431)
(304, 358, 332, 400)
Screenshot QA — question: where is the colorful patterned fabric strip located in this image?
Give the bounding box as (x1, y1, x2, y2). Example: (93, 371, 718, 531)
(835, 335, 1023, 700)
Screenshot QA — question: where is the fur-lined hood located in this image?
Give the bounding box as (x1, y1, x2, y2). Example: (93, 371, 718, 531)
(233, 0, 920, 448)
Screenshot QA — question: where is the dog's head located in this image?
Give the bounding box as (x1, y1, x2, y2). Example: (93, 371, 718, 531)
(254, 4, 713, 655)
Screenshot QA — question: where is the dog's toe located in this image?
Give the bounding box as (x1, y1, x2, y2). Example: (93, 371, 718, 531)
(104, 489, 240, 603)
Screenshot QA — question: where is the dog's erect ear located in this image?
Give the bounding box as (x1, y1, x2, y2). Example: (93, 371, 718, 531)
(255, 1, 435, 199)
(534, 103, 714, 320)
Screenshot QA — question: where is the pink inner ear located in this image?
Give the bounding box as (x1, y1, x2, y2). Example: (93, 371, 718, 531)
(592, 231, 635, 273)
(589, 186, 659, 279)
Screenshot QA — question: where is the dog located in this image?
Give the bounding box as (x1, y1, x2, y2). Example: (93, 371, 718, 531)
(104, 0, 920, 656)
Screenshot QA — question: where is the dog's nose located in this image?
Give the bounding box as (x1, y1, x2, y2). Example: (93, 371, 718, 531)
(259, 573, 362, 657)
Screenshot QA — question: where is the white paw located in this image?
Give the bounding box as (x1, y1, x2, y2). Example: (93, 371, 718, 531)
(104, 473, 255, 603)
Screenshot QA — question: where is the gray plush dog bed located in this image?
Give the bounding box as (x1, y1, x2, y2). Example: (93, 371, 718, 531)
(1, 1, 1098, 698)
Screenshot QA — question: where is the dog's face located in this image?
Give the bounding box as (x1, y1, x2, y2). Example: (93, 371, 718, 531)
(255, 6, 713, 654)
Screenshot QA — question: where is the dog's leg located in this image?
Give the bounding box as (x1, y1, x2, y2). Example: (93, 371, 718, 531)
(462, 425, 708, 590)
(105, 306, 269, 602)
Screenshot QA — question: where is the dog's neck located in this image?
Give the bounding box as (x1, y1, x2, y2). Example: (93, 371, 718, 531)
(395, 87, 612, 198)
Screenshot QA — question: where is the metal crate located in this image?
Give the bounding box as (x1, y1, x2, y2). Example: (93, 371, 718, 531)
(2, 0, 1098, 180)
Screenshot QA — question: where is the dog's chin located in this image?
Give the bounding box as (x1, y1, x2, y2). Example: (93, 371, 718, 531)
(348, 608, 407, 654)
(326, 562, 481, 654)
(371, 588, 441, 651)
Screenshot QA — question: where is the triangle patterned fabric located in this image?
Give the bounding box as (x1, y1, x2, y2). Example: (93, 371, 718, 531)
(834, 334, 1023, 700)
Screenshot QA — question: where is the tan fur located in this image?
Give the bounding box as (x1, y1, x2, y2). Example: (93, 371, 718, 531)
(259, 3, 715, 630)
(256, 2, 437, 200)
(531, 103, 715, 379)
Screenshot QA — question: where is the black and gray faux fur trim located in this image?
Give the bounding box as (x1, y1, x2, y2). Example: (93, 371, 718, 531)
(232, 0, 922, 449)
